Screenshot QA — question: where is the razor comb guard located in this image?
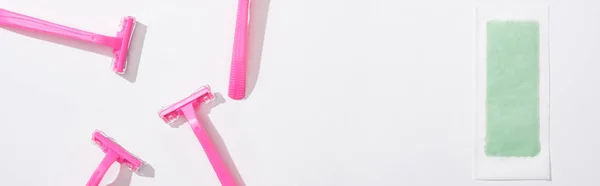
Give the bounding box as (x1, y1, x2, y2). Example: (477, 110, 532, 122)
(0, 8, 135, 74)
(159, 86, 215, 123)
(113, 17, 135, 74)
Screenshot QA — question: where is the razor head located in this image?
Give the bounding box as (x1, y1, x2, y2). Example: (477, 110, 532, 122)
(158, 85, 215, 124)
(112, 16, 136, 74)
(92, 130, 143, 172)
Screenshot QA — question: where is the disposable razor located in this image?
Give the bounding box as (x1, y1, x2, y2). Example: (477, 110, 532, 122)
(0, 8, 135, 74)
(88, 130, 143, 186)
(158, 85, 237, 186)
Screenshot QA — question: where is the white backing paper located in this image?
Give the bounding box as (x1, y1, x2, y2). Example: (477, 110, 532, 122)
(473, 5, 550, 180)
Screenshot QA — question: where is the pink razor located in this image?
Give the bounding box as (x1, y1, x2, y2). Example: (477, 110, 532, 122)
(159, 85, 237, 186)
(228, 0, 250, 100)
(0, 8, 135, 74)
(88, 130, 143, 186)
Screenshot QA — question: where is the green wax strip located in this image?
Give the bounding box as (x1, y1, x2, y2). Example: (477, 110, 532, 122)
(485, 21, 540, 157)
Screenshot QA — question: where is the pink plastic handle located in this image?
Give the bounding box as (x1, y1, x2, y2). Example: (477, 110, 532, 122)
(86, 151, 119, 186)
(181, 104, 237, 186)
(228, 0, 250, 100)
(0, 8, 120, 49)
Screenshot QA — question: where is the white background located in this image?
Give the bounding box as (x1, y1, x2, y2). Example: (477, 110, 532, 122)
(0, 0, 598, 185)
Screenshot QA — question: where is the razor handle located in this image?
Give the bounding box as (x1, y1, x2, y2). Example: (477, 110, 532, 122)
(0, 8, 119, 48)
(228, 0, 250, 100)
(181, 104, 238, 186)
